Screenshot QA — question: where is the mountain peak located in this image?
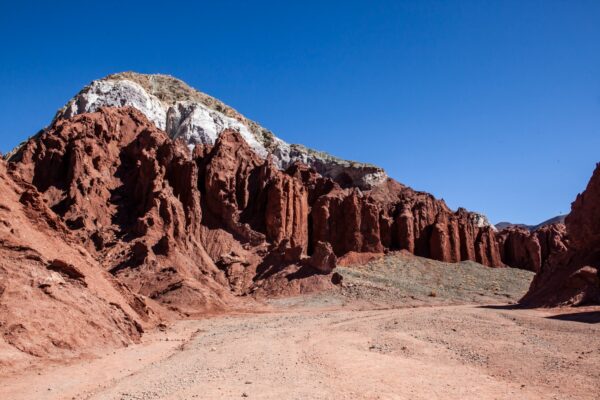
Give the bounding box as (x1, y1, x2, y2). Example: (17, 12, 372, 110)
(54, 72, 387, 189)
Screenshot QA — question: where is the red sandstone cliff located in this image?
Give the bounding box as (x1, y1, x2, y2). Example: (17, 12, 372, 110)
(497, 224, 568, 272)
(10, 107, 240, 315)
(1, 106, 521, 360)
(0, 158, 160, 367)
(10, 107, 507, 274)
(520, 164, 600, 306)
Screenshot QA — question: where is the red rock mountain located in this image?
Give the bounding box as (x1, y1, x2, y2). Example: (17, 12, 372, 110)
(2, 101, 596, 364)
(10, 106, 504, 270)
(1, 107, 509, 360)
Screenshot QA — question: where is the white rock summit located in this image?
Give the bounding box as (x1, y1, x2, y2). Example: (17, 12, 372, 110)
(55, 72, 387, 189)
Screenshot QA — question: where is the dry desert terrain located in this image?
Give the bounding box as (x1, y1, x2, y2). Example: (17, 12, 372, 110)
(1, 254, 599, 400)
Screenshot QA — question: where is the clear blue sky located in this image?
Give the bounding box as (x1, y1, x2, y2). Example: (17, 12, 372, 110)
(1, 1, 599, 224)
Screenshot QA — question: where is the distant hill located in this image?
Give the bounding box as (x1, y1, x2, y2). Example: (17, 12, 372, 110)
(495, 215, 567, 231)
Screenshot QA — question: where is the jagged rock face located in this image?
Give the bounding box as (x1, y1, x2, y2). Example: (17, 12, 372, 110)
(498, 224, 568, 272)
(293, 173, 503, 266)
(520, 164, 600, 306)
(6, 106, 510, 347)
(10, 107, 334, 310)
(0, 158, 155, 363)
(10, 107, 238, 315)
(196, 130, 309, 252)
(54, 72, 387, 189)
(377, 183, 503, 266)
(566, 163, 600, 255)
(265, 172, 309, 251)
(498, 228, 542, 272)
(12, 106, 505, 281)
(311, 189, 384, 255)
(22, 70, 502, 265)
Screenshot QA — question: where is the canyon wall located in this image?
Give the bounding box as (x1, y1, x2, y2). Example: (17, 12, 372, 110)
(520, 164, 600, 306)
(10, 107, 506, 289)
(497, 224, 568, 272)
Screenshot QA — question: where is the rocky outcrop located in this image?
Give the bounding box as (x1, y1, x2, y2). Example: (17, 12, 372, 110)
(50, 72, 386, 189)
(191, 125, 502, 268)
(10, 71, 506, 263)
(498, 224, 568, 272)
(520, 164, 600, 306)
(9, 107, 339, 305)
(3, 103, 513, 360)
(310, 188, 384, 255)
(9, 106, 507, 287)
(0, 158, 155, 366)
(10, 107, 239, 315)
(565, 164, 600, 255)
(307, 242, 337, 273)
(285, 163, 502, 266)
(265, 171, 309, 251)
(196, 130, 309, 252)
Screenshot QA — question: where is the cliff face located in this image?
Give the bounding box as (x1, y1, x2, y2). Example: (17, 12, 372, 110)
(11, 71, 502, 265)
(303, 179, 502, 266)
(520, 164, 600, 306)
(190, 111, 503, 267)
(0, 157, 155, 366)
(498, 224, 568, 272)
(2, 99, 515, 359)
(10, 107, 506, 293)
(10, 107, 239, 315)
(565, 164, 600, 256)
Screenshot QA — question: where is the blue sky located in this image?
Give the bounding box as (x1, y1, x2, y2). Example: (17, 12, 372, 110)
(1, 1, 599, 224)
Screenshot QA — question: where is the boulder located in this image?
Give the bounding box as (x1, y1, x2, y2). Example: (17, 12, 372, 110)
(308, 242, 337, 273)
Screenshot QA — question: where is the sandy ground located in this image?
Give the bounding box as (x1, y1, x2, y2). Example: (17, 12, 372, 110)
(1, 254, 599, 400)
(1, 302, 599, 400)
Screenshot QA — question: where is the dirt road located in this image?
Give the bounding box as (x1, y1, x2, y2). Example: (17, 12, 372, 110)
(2, 301, 599, 400)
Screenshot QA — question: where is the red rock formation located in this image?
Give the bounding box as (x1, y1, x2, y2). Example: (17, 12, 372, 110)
(307, 241, 337, 273)
(4, 106, 516, 360)
(498, 227, 542, 272)
(565, 164, 600, 255)
(288, 165, 503, 267)
(196, 131, 309, 252)
(498, 224, 568, 272)
(324, 180, 503, 266)
(10, 108, 238, 315)
(0, 158, 158, 367)
(520, 164, 600, 306)
(311, 189, 383, 255)
(192, 128, 504, 268)
(9, 108, 331, 311)
(12, 107, 508, 269)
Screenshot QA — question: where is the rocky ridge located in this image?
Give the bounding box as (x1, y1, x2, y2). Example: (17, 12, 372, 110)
(53, 72, 387, 190)
(11, 106, 504, 271)
(2, 105, 513, 360)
